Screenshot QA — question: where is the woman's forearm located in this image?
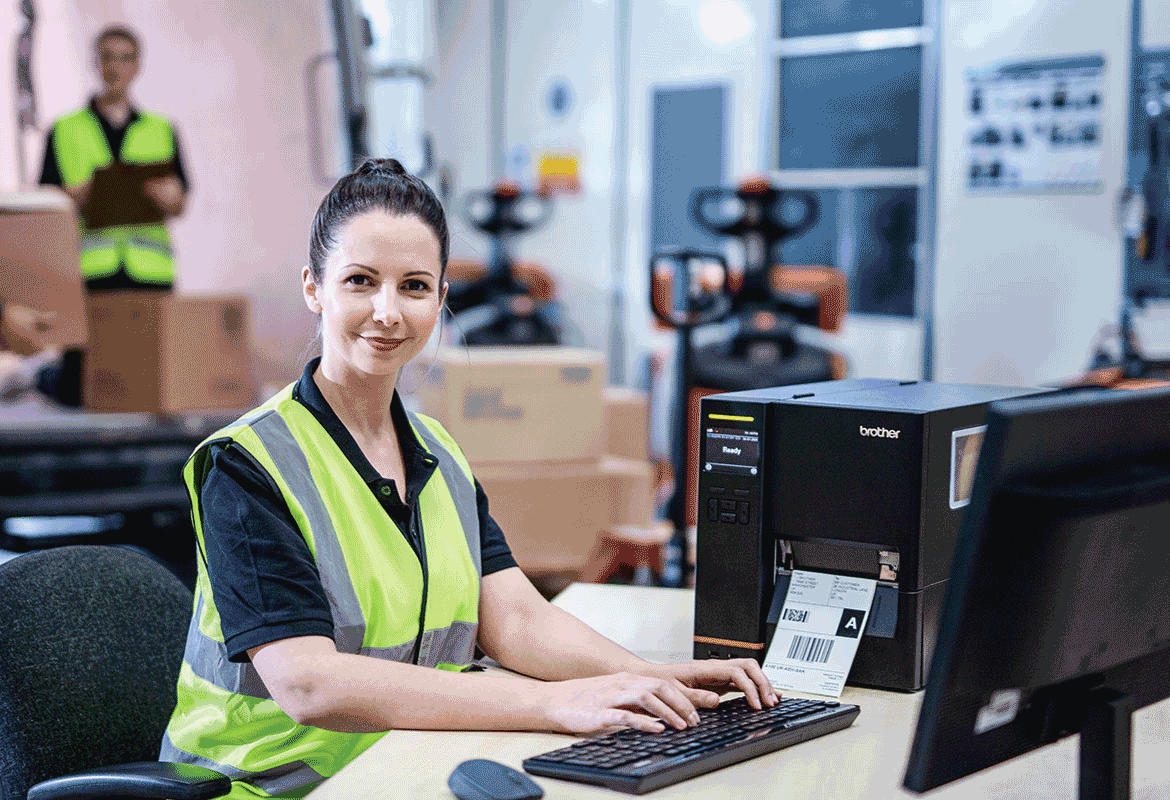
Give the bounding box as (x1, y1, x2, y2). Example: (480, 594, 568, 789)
(476, 568, 656, 682)
(253, 632, 716, 737)
(484, 601, 653, 681)
(266, 642, 550, 733)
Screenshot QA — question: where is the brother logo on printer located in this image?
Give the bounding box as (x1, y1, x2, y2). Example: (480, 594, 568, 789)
(859, 425, 901, 439)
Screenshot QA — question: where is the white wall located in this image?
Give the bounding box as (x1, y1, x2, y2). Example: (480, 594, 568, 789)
(1, 0, 87, 192)
(933, 0, 1134, 385)
(428, 0, 493, 259)
(430, 0, 618, 353)
(1, 0, 338, 386)
(502, 0, 617, 351)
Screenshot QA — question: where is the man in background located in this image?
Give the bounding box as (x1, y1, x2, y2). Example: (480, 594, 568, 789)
(37, 24, 190, 403)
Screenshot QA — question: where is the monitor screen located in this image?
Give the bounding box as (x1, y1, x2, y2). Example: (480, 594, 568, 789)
(903, 387, 1170, 795)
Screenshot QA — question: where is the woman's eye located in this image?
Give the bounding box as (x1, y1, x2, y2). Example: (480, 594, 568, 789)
(404, 279, 430, 292)
(345, 274, 371, 286)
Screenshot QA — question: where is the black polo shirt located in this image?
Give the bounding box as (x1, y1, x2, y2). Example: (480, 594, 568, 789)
(198, 358, 517, 663)
(39, 97, 190, 292)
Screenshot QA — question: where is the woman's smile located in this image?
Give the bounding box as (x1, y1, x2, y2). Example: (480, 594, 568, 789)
(361, 335, 409, 352)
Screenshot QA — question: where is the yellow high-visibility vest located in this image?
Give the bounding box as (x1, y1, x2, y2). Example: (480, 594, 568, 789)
(161, 384, 482, 798)
(51, 108, 176, 284)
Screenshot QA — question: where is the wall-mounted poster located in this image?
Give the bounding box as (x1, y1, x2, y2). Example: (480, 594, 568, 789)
(965, 54, 1105, 195)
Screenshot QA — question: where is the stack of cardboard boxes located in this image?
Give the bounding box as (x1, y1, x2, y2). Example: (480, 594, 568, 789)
(410, 347, 658, 579)
(0, 192, 89, 349)
(83, 292, 256, 413)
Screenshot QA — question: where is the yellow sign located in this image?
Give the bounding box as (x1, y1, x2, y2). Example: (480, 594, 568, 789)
(537, 150, 581, 196)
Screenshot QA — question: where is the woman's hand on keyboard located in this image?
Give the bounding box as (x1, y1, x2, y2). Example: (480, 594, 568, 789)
(640, 659, 779, 710)
(537, 672, 707, 734)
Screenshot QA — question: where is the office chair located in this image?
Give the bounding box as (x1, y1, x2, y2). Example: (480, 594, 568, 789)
(0, 545, 229, 800)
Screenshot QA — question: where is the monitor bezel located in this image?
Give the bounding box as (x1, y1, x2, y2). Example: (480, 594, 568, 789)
(903, 387, 1170, 793)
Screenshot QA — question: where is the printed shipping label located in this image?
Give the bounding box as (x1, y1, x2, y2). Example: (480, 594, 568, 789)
(762, 570, 878, 697)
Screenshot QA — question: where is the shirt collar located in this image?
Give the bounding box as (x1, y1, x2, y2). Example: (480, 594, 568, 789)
(292, 357, 433, 488)
(88, 96, 141, 128)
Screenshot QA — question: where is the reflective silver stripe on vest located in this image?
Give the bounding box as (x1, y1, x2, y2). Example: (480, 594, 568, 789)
(250, 761, 329, 795)
(128, 235, 173, 257)
(359, 640, 418, 662)
(418, 620, 478, 668)
(249, 410, 367, 653)
(79, 234, 118, 252)
(236, 404, 279, 429)
(160, 731, 238, 777)
(409, 412, 482, 576)
(184, 592, 271, 700)
(160, 732, 328, 794)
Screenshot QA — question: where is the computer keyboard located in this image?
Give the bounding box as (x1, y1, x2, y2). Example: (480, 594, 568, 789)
(523, 695, 860, 794)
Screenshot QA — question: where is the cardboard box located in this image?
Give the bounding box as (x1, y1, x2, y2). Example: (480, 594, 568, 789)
(0, 191, 88, 347)
(603, 386, 649, 460)
(411, 346, 606, 462)
(83, 293, 257, 413)
(474, 456, 654, 575)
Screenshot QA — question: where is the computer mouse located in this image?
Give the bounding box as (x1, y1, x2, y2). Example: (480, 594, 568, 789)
(448, 759, 544, 800)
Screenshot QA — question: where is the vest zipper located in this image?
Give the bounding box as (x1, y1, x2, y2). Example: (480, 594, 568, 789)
(409, 497, 429, 666)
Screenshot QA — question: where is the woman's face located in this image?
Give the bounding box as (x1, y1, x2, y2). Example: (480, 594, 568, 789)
(303, 210, 445, 380)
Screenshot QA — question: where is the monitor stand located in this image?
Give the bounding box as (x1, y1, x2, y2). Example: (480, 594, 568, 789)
(1078, 686, 1135, 800)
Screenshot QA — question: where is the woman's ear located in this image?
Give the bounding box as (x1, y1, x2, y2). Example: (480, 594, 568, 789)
(303, 266, 322, 314)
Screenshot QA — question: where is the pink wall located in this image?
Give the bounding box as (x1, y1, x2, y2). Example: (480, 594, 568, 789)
(2, 1, 341, 385)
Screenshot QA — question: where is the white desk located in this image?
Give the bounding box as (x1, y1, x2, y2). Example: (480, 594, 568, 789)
(307, 584, 1170, 799)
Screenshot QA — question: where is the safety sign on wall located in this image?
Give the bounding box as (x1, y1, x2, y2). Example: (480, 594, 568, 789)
(965, 54, 1106, 195)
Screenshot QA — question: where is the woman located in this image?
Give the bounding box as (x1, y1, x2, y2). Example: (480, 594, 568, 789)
(161, 159, 775, 798)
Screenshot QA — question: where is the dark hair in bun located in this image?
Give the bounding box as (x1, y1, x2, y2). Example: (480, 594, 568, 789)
(307, 157, 449, 284)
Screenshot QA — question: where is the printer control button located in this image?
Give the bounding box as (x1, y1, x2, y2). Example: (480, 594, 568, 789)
(719, 499, 737, 513)
(737, 502, 750, 524)
(709, 486, 727, 494)
(707, 499, 719, 522)
(732, 488, 750, 496)
(719, 512, 738, 524)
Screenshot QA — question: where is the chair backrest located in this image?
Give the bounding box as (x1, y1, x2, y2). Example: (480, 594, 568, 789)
(0, 545, 193, 800)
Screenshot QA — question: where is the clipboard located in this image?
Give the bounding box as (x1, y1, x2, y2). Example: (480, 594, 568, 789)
(79, 160, 177, 229)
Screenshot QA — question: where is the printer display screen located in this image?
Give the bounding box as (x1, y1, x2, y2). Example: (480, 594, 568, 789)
(705, 427, 761, 475)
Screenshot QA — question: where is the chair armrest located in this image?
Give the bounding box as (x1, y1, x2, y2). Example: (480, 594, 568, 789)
(27, 760, 231, 800)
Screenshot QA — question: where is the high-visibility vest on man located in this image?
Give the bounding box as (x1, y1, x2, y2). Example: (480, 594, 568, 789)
(160, 384, 482, 798)
(50, 107, 176, 285)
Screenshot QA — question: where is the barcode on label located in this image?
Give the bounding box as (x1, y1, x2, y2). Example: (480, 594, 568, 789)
(786, 634, 835, 663)
(782, 608, 809, 623)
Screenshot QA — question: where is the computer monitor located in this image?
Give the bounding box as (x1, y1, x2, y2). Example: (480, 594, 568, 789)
(903, 387, 1170, 798)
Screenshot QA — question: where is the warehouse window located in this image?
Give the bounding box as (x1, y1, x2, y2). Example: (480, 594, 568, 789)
(770, 1, 938, 323)
(780, 0, 923, 38)
(779, 47, 922, 170)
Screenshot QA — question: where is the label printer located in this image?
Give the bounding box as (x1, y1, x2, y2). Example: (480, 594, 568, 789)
(693, 379, 1041, 691)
